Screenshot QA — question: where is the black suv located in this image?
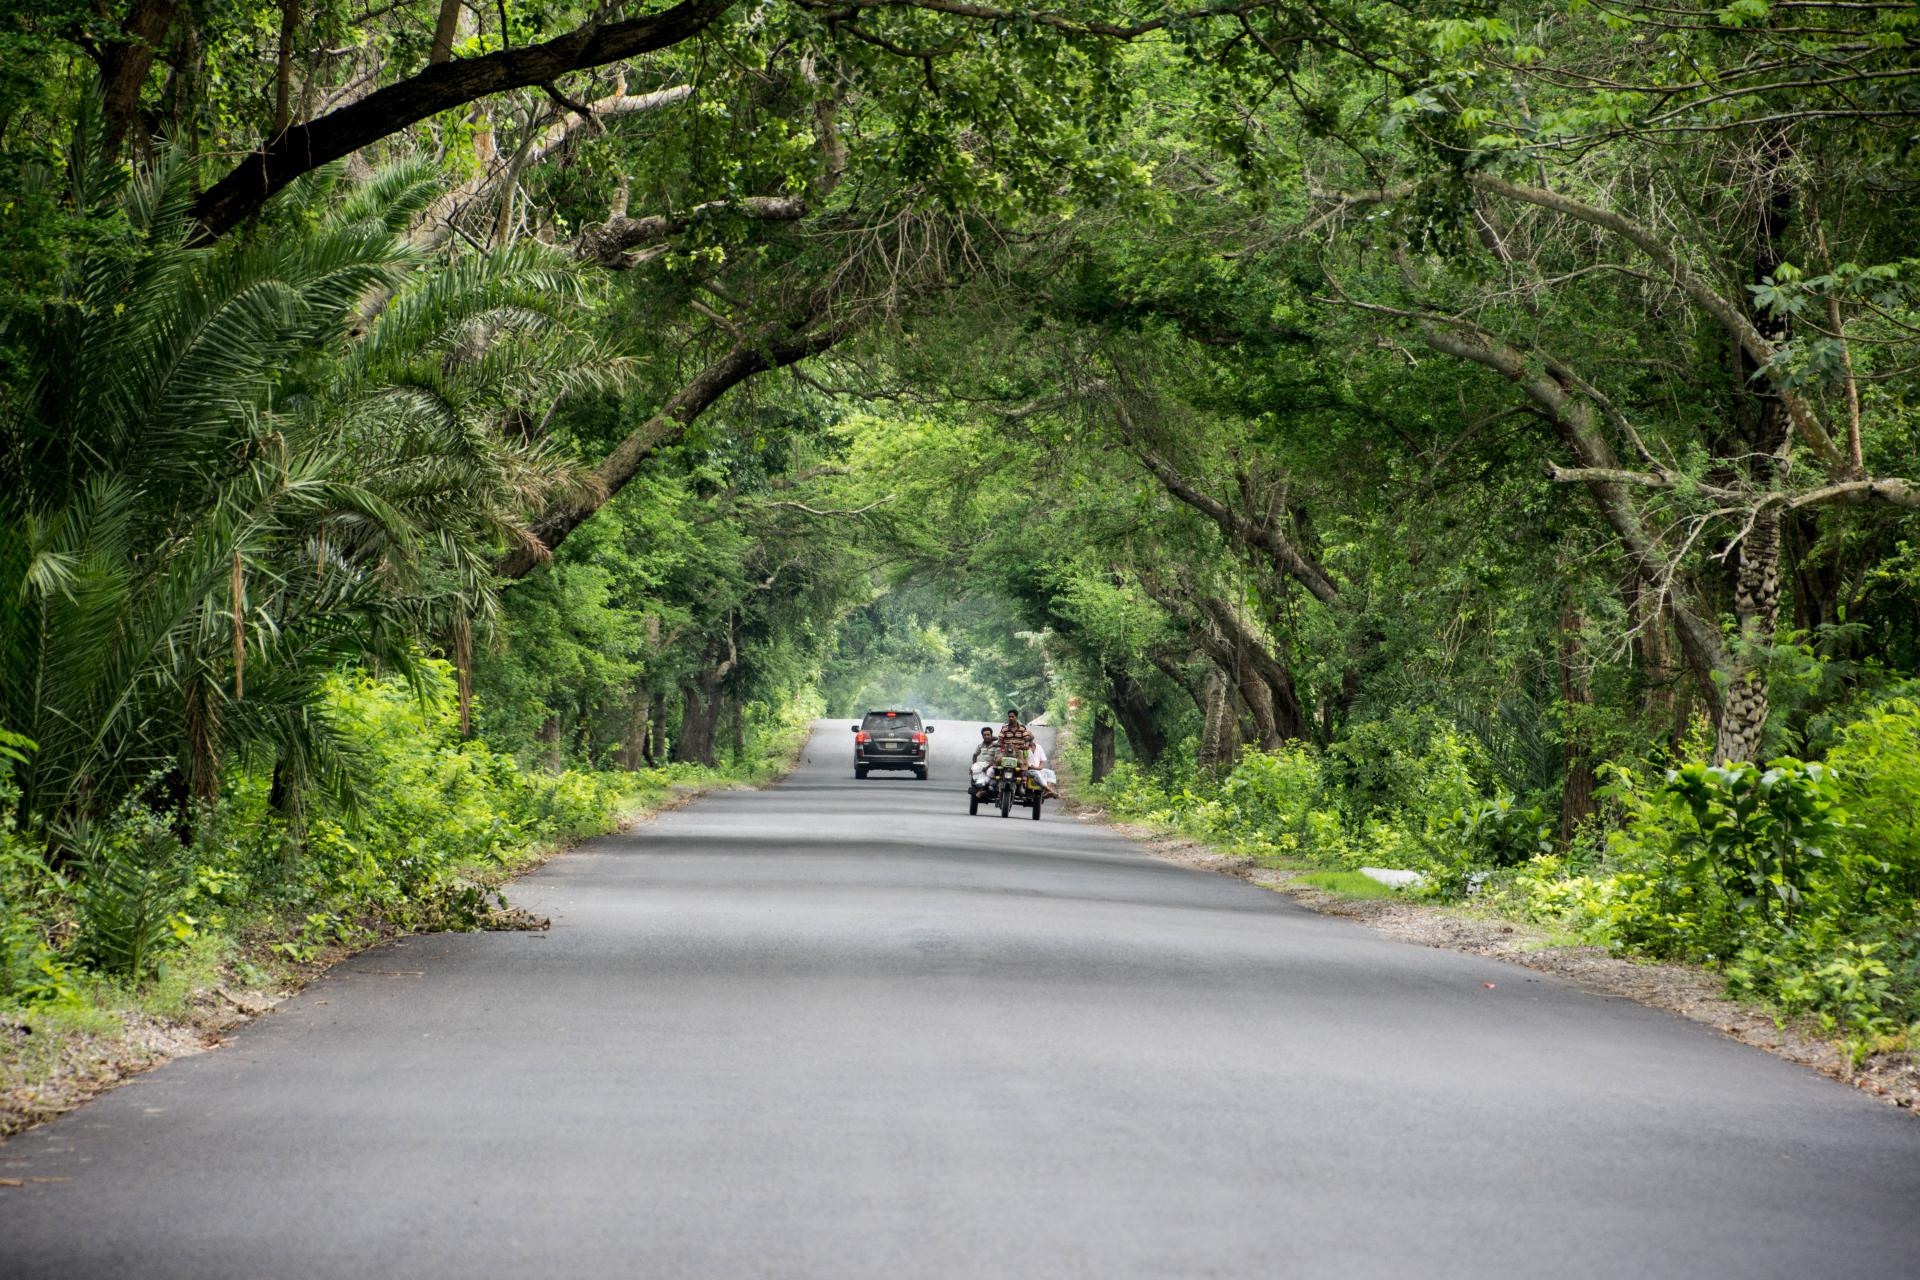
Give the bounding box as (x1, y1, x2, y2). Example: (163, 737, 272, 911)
(851, 709, 932, 779)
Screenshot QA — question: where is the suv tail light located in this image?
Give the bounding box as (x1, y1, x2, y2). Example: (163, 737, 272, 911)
(913, 732, 927, 744)
(855, 731, 870, 743)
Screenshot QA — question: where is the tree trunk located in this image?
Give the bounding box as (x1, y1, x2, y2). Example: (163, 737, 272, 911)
(182, 672, 220, 809)
(1556, 604, 1596, 846)
(97, 0, 182, 157)
(1193, 595, 1310, 743)
(646, 690, 667, 766)
(1090, 711, 1116, 783)
(273, 0, 300, 135)
(1626, 575, 1677, 731)
(1716, 129, 1795, 765)
(617, 686, 650, 770)
(1105, 667, 1165, 768)
(1220, 646, 1282, 751)
(451, 616, 473, 737)
(430, 0, 464, 64)
(1719, 504, 1784, 763)
(1197, 669, 1241, 772)
(672, 679, 722, 766)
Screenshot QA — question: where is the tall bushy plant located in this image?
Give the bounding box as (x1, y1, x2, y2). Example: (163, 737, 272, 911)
(1210, 746, 1350, 861)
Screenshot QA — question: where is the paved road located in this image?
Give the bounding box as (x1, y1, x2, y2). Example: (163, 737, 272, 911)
(4, 721, 1919, 1278)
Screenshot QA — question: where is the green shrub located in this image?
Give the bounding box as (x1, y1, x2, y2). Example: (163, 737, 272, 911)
(1825, 697, 1920, 904)
(1446, 797, 1554, 869)
(1210, 746, 1351, 859)
(1533, 759, 1853, 965)
(1515, 742, 1918, 1053)
(0, 736, 76, 1004)
(71, 807, 193, 982)
(1324, 712, 1490, 828)
(287, 665, 633, 927)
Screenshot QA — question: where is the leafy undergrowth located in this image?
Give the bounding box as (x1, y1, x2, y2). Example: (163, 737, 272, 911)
(0, 672, 812, 1138)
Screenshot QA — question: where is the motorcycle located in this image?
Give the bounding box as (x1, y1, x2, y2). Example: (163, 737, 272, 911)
(970, 753, 1044, 820)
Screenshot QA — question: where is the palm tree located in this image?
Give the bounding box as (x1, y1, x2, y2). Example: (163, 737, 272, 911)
(0, 133, 620, 850)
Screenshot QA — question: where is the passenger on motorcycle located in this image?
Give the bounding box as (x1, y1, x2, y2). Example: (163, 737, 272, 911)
(972, 726, 998, 763)
(1026, 736, 1058, 797)
(969, 727, 999, 789)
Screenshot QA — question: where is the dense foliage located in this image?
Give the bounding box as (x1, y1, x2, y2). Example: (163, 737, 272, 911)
(1, 0, 1916, 1066)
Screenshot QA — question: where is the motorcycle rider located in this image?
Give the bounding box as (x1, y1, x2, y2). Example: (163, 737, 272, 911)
(994, 709, 1034, 759)
(969, 726, 998, 793)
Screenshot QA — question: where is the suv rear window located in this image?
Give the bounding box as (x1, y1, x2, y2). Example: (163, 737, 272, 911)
(862, 711, 921, 731)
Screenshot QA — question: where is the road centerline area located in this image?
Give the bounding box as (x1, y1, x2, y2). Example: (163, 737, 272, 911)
(3, 721, 1917, 1279)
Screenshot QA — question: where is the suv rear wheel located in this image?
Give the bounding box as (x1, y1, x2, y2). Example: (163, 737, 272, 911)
(854, 765, 868, 779)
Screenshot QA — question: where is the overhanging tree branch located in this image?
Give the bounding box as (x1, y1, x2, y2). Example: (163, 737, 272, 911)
(496, 312, 854, 577)
(412, 84, 696, 248)
(1312, 176, 1851, 470)
(1109, 397, 1341, 605)
(191, 0, 738, 239)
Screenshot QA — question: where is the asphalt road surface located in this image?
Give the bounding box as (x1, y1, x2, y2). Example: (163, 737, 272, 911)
(4, 721, 1919, 1278)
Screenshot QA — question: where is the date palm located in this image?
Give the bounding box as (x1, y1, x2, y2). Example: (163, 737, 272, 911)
(1, 136, 616, 842)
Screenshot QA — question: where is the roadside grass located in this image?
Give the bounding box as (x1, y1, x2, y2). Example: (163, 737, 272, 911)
(1290, 869, 1406, 900)
(1515, 930, 1588, 952)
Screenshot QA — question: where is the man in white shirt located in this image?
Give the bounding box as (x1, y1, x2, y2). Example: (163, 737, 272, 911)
(1025, 735, 1057, 796)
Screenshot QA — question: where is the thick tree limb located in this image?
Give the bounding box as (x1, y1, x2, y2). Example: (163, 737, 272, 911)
(411, 85, 695, 248)
(1545, 467, 1917, 508)
(192, 0, 1266, 240)
(1776, 477, 1919, 510)
(1111, 399, 1340, 604)
(1411, 320, 1733, 711)
(497, 314, 852, 577)
(800, 0, 1269, 39)
(1314, 176, 1850, 470)
(191, 0, 736, 239)
(754, 494, 895, 517)
(1547, 465, 1697, 492)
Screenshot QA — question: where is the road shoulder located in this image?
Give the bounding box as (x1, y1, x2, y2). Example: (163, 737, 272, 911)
(1059, 794, 1920, 1114)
